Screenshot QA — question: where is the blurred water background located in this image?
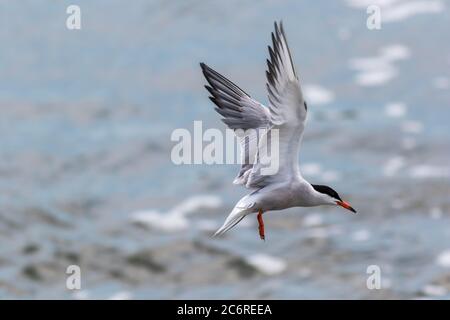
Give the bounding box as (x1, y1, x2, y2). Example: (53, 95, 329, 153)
(0, 0, 449, 299)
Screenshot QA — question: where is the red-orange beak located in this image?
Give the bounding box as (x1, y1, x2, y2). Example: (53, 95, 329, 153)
(336, 201, 357, 213)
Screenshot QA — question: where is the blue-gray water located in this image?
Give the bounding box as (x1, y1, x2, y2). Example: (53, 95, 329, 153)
(0, 0, 450, 299)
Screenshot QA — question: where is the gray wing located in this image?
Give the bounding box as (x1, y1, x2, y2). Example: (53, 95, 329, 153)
(246, 21, 307, 189)
(200, 63, 271, 185)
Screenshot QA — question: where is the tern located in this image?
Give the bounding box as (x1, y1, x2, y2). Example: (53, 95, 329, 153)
(200, 21, 356, 241)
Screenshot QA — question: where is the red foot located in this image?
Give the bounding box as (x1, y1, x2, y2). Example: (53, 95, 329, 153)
(257, 210, 265, 241)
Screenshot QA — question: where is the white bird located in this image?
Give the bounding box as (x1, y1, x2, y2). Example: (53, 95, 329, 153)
(200, 21, 356, 241)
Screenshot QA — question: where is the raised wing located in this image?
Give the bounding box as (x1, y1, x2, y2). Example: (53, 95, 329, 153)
(246, 21, 307, 189)
(200, 63, 271, 185)
(266, 21, 306, 126)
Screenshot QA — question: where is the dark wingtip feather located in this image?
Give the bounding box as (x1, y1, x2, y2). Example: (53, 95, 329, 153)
(279, 21, 287, 41)
(200, 63, 210, 79)
(214, 107, 227, 116)
(268, 45, 275, 62)
(266, 70, 274, 86)
(274, 21, 281, 39)
(205, 85, 215, 96)
(209, 96, 218, 106)
(266, 59, 274, 75)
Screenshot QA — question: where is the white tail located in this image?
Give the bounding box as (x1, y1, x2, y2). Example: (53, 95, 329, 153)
(213, 198, 255, 237)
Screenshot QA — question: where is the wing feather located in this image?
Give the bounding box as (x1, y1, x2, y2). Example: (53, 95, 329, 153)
(200, 63, 271, 186)
(246, 21, 307, 189)
(200, 21, 307, 191)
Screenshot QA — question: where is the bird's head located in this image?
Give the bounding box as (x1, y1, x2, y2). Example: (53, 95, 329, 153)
(311, 184, 357, 213)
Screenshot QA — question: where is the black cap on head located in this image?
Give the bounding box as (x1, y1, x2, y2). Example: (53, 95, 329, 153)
(312, 184, 342, 201)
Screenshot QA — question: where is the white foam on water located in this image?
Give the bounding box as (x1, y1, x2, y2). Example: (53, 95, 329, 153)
(409, 165, 450, 178)
(385, 102, 407, 118)
(301, 163, 322, 176)
(383, 1, 444, 23)
(346, 0, 400, 8)
(109, 291, 132, 300)
(170, 195, 222, 216)
(381, 45, 411, 61)
(351, 229, 371, 242)
(345, 0, 444, 23)
(433, 76, 450, 89)
(132, 209, 189, 232)
(401, 120, 423, 134)
(436, 250, 450, 268)
(303, 85, 335, 105)
(382, 156, 405, 177)
(423, 284, 447, 297)
(355, 69, 397, 86)
(349, 45, 410, 86)
(130, 195, 222, 232)
(245, 254, 287, 275)
(321, 170, 340, 182)
(430, 207, 442, 220)
(306, 227, 330, 239)
(303, 213, 323, 227)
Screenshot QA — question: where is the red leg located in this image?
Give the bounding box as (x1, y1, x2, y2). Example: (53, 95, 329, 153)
(257, 210, 265, 241)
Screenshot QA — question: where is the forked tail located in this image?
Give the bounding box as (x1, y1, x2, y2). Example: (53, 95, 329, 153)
(213, 205, 252, 237)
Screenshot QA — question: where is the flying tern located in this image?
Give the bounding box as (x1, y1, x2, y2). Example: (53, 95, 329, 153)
(200, 21, 356, 240)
